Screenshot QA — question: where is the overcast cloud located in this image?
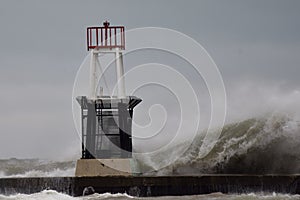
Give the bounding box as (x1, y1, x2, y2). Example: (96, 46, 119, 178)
(0, 0, 299, 159)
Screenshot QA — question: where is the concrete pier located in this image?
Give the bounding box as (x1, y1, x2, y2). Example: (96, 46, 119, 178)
(75, 159, 132, 176)
(0, 175, 300, 197)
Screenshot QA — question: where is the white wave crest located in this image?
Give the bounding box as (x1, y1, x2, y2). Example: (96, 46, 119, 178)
(0, 190, 135, 200)
(0, 167, 75, 178)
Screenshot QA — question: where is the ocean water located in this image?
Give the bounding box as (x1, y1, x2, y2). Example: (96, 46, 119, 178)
(0, 159, 75, 178)
(0, 113, 299, 199)
(137, 113, 300, 175)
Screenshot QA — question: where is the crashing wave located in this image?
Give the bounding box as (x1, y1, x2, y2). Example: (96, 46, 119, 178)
(137, 113, 300, 175)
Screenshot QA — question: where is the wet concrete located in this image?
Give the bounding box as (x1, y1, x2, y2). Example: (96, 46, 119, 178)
(0, 175, 299, 197)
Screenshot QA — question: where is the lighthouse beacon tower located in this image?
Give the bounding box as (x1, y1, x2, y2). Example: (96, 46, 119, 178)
(75, 21, 142, 176)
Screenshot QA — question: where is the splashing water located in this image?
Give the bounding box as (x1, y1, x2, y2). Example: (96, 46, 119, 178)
(0, 190, 300, 200)
(137, 113, 300, 175)
(0, 159, 75, 178)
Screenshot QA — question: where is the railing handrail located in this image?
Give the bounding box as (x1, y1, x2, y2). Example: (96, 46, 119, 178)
(87, 25, 125, 51)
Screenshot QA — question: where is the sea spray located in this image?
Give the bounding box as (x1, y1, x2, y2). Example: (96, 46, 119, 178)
(0, 159, 75, 178)
(137, 113, 300, 175)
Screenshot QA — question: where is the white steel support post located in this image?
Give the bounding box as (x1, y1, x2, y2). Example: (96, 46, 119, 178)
(115, 48, 126, 98)
(89, 50, 97, 99)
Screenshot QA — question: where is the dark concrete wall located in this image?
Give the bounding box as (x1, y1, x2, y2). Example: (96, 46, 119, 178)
(0, 177, 74, 196)
(0, 175, 300, 197)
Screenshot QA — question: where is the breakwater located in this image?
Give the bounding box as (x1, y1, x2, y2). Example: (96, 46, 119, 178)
(0, 175, 300, 197)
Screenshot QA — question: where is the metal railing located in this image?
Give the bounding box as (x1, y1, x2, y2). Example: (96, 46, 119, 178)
(87, 23, 125, 51)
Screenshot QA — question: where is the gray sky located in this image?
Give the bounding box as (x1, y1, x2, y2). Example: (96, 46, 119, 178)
(0, 0, 299, 159)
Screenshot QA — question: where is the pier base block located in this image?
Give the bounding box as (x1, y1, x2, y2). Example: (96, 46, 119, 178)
(75, 159, 132, 176)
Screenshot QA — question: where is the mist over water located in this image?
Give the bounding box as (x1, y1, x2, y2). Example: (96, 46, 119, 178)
(134, 82, 300, 175)
(225, 81, 300, 123)
(0, 159, 75, 178)
(146, 113, 300, 175)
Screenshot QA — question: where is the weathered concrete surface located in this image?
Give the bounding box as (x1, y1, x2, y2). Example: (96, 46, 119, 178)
(0, 175, 300, 197)
(75, 159, 132, 176)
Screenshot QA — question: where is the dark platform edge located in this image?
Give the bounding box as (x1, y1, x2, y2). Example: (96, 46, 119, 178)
(1, 175, 300, 197)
